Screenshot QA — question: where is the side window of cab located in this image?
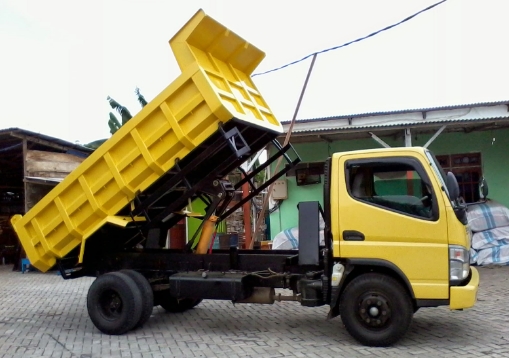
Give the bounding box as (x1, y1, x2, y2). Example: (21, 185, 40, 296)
(347, 158, 437, 220)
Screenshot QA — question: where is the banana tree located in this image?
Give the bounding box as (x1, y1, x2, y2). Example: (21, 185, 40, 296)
(84, 88, 149, 149)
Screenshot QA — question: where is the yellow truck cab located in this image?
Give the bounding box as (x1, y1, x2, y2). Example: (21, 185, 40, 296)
(326, 146, 479, 345)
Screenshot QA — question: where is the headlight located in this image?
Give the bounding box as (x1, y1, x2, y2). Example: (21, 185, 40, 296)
(449, 245, 470, 285)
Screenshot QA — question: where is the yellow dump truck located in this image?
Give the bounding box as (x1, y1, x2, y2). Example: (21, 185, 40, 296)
(10, 10, 478, 347)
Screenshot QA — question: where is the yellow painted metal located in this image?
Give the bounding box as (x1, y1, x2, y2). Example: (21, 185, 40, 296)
(330, 147, 469, 299)
(449, 267, 479, 309)
(105, 216, 146, 227)
(10, 9, 282, 272)
(195, 215, 218, 254)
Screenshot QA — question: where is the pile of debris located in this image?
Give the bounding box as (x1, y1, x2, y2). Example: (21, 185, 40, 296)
(468, 200, 509, 265)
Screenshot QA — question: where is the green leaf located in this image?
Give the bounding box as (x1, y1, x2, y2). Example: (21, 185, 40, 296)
(107, 96, 132, 125)
(135, 87, 148, 107)
(108, 112, 122, 134)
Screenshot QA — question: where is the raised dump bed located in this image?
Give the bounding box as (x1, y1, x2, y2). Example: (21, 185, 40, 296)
(11, 9, 284, 272)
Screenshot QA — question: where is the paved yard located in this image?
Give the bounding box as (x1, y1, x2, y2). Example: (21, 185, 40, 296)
(0, 264, 508, 358)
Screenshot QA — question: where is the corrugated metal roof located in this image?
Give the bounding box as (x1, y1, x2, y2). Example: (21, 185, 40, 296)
(285, 116, 509, 134)
(280, 101, 509, 138)
(281, 100, 509, 124)
(0, 128, 93, 154)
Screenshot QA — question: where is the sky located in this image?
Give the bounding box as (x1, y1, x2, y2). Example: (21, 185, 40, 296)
(0, 0, 507, 145)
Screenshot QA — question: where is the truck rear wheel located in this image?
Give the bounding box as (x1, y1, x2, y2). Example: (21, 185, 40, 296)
(119, 270, 153, 328)
(339, 273, 413, 347)
(87, 272, 143, 335)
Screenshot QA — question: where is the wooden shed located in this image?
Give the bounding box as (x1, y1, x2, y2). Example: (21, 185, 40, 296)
(0, 128, 92, 266)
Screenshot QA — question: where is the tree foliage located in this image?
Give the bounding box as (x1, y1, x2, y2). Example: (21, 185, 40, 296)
(108, 112, 122, 135)
(135, 87, 148, 108)
(107, 96, 132, 125)
(84, 88, 149, 149)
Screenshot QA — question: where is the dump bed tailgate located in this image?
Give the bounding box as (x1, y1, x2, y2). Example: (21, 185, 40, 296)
(11, 10, 282, 272)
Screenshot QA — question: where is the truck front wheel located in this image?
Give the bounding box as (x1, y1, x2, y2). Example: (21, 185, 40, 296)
(87, 272, 143, 335)
(339, 273, 413, 347)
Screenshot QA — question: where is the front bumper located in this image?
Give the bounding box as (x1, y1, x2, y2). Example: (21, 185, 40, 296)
(449, 267, 479, 310)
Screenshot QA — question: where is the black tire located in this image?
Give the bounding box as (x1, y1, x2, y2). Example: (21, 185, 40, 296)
(156, 290, 202, 313)
(161, 298, 202, 312)
(119, 270, 154, 328)
(339, 273, 413, 347)
(87, 272, 143, 335)
(188, 298, 203, 309)
(181, 298, 202, 310)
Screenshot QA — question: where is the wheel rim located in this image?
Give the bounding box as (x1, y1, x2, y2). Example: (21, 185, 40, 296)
(357, 292, 391, 329)
(99, 289, 123, 320)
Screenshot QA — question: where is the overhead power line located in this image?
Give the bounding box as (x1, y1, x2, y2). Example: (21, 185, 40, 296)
(252, 0, 447, 77)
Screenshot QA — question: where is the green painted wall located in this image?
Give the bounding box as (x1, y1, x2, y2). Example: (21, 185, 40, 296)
(269, 128, 509, 239)
(186, 199, 207, 243)
(425, 129, 509, 206)
(186, 198, 227, 243)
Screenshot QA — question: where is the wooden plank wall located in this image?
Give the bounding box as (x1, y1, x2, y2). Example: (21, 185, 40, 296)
(25, 150, 86, 210)
(26, 150, 85, 179)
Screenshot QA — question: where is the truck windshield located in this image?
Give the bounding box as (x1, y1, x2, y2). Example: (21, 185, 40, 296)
(425, 150, 450, 199)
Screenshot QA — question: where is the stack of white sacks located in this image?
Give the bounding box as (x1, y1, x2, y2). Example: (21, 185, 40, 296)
(467, 200, 509, 265)
(272, 216, 325, 250)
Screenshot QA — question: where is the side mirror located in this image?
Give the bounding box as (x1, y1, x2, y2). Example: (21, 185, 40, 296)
(446, 172, 460, 201)
(479, 177, 489, 200)
(446, 171, 468, 224)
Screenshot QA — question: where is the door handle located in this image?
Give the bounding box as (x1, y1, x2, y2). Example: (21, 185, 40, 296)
(343, 230, 365, 241)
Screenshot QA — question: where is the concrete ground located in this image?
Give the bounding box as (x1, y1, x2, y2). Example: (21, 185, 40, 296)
(0, 264, 508, 358)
